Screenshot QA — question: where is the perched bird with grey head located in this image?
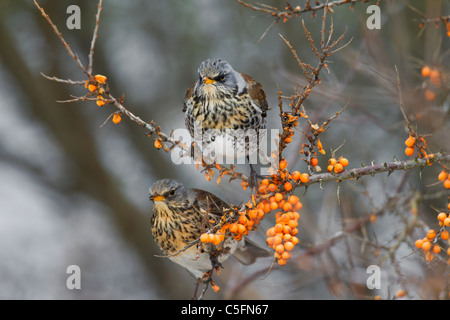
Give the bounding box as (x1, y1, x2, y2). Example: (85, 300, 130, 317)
(149, 179, 270, 280)
(183, 58, 269, 186)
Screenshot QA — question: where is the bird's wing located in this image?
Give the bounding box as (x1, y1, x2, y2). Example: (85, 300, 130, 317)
(182, 82, 196, 113)
(240, 73, 269, 116)
(191, 188, 230, 218)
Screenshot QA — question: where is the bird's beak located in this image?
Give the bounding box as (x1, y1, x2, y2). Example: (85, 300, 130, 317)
(202, 76, 215, 85)
(149, 194, 165, 202)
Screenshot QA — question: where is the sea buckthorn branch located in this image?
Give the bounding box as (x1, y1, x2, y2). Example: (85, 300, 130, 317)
(236, 0, 373, 22)
(276, 6, 350, 168)
(294, 153, 450, 188)
(403, 0, 450, 37)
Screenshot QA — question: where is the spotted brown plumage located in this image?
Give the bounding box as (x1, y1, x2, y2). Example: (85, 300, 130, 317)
(183, 58, 269, 166)
(149, 179, 270, 279)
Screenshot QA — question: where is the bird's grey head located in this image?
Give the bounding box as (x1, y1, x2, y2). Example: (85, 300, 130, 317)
(149, 179, 188, 206)
(195, 58, 246, 97)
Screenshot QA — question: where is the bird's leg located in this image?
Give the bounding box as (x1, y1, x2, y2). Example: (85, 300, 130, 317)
(191, 279, 201, 300)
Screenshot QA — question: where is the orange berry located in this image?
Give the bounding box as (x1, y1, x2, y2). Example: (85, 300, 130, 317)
(311, 157, 319, 167)
(432, 244, 441, 254)
(207, 233, 216, 243)
(327, 165, 334, 172)
(292, 211, 300, 220)
(248, 209, 258, 220)
(272, 235, 283, 246)
(212, 235, 222, 245)
(438, 170, 448, 181)
(284, 182, 292, 192)
(283, 225, 292, 234)
(415, 239, 424, 248)
(238, 215, 248, 225)
(280, 213, 290, 223)
(266, 237, 274, 246)
(270, 201, 278, 210)
(290, 228, 299, 236)
(256, 208, 265, 219)
(425, 251, 434, 262)
(447, 247, 450, 256)
(437, 212, 447, 221)
(237, 224, 247, 235)
(261, 179, 270, 186)
(88, 84, 97, 92)
(288, 219, 298, 229)
(281, 251, 291, 260)
(277, 259, 287, 266)
(274, 224, 284, 234)
(430, 69, 440, 85)
(200, 233, 210, 243)
(334, 163, 344, 173)
(441, 230, 449, 240)
(112, 113, 122, 124)
(96, 99, 105, 107)
(421, 241, 431, 251)
(258, 184, 267, 194)
(290, 236, 299, 245)
(275, 244, 285, 253)
(338, 157, 349, 167)
(283, 233, 292, 241)
(154, 139, 162, 149)
(282, 202, 293, 212)
(405, 147, 414, 157)
(267, 183, 277, 192)
(299, 173, 310, 183)
(425, 90, 435, 101)
(444, 179, 450, 189)
(291, 171, 301, 180)
(284, 241, 295, 251)
(279, 159, 287, 170)
(427, 229, 436, 240)
(94, 74, 107, 83)
(397, 289, 406, 298)
(263, 202, 271, 213)
(421, 66, 431, 77)
(288, 195, 299, 205)
(274, 193, 284, 202)
(212, 284, 220, 292)
(293, 202, 303, 211)
(328, 158, 337, 166)
(229, 223, 238, 234)
(405, 136, 415, 147)
(444, 217, 450, 227)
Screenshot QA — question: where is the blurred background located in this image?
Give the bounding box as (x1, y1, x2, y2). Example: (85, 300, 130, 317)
(0, 0, 448, 299)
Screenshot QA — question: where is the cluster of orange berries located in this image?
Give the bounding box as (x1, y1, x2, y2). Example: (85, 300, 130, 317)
(414, 203, 450, 262)
(265, 193, 301, 265)
(327, 156, 349, 174)
(421, 66, 441, 101)
(404, 134, 428, 158)
(85, 74, 121, 124)
(438, 169, 450, 189)
(200, 201, 267, 245)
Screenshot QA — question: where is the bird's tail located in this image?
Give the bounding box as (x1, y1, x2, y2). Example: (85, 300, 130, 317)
(232, 237, 272, 265)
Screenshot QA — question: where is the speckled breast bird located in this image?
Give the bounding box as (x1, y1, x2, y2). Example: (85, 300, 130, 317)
(183, 58, 269, 166)
(149, 179, 270, 279)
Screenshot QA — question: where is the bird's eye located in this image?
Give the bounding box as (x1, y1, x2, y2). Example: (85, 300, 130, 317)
(215, 74, 225, 82)
(168, 189, 176, 196)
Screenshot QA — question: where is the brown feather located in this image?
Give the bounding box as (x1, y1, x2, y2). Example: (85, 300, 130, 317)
(240, 73, 269, 116)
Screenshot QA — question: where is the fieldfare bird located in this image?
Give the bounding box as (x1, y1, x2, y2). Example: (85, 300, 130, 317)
(149, 179, 270, 280)
(183, 58, 269, 186)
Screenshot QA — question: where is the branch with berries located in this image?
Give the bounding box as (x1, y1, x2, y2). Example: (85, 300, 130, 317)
(35, 0, 450, 297)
